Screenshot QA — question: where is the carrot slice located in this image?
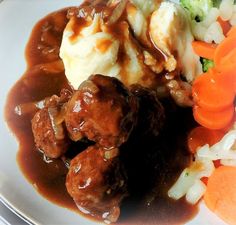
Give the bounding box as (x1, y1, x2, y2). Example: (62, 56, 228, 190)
(204, 166, 236, 225)
(213, 160, 222, 168)
(193, 105, 235, 130)
(214, 36, 236, 67)
(227, 26, 236, 37)
(201, 177, 208, 185)
(188, 126, 225, 154)
(192, 71, 235, 111)
(219, 47, 236, 69)
(217, 17, 231, 36)
(192, 41, 217, 60)
(192, 69, 215, 89)
(216, 65, 236, 95)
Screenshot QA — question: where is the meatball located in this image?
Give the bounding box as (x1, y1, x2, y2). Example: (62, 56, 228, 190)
(65, 74, 138, 148)
(66, 145, 127, 223)
(130, 84, 165, 138)
(31, 91, 71, 158)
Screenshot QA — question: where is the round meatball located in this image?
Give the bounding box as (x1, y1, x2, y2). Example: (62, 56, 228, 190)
(130, 84, 165, 138)
(66, 145, 127, 223)
(65, 74, 138, 148)
(31, 93, 71, 158)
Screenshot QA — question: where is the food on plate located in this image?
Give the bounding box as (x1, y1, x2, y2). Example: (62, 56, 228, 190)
(168, 1, 236, 223)
(185, 0, 236, 43)
(4, 0, 236, 224)
(149, 1, 202, 82)
(187, 126, 225, 154)
(66, 145, 127, 223)
(130, 84, 165, 138)
(192, 25, 236, 129)
(65, 74, 138, 147)
(31, 89, 72, 158)
(204, 166, 236, 225)
(30, 72, 166, 222)
(60, 0, 201, 107)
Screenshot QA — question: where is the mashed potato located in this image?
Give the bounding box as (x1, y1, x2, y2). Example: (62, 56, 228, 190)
(60, 9, 156, 89)
(60, 14, 121, 89)
(60, 0, 203, 106)
(150, 2, 202, 82)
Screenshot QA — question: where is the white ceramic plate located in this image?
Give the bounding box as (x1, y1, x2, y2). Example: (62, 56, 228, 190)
(0, 1, 227, 225)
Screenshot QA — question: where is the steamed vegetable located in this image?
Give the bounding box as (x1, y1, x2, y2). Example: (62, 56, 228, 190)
(191, 41, 216, 72)
(193, 104, 234, 130)
(188, 126, 224, 153)
(192, 68, 235, 111)
(192, 26, 236, 130)
(201, 58, 214, 72)
(212, 0, 222, 7)
(180, 0, 213, 21)
(227, 26, 236, 36)
(212, 0, 236, 8)
(192, 41, 216, 60)
(204, 166, 236, 225)
(181, 0, 236, 22)
(217, 17, 231, 35)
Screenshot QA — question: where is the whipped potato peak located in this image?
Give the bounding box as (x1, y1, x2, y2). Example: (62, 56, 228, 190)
(60, 0, 203, 106)
(126, 0, 161, 45)
(60, 14, 121, 90)
(60, 6, 156, 90)
(150, 1, 202, 82)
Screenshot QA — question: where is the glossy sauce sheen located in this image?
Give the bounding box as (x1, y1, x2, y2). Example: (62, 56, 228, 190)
(5, 6, 198, 225)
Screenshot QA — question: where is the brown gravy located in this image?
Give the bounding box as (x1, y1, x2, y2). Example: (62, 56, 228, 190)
(5, 6, 198, 225)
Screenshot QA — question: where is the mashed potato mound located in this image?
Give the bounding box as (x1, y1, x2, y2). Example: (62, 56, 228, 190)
(60, 14, 120, 89)
(60, 0, 203, 107)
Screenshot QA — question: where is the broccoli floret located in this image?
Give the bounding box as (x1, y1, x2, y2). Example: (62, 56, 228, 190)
(180, 0, 213, 21)
(201, 58, 214, 72)
(215, 0, 236, 7)
(212, 0, 222, 7)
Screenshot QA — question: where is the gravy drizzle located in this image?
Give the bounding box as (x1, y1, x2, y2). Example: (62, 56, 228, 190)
(5, 4, 198, 225)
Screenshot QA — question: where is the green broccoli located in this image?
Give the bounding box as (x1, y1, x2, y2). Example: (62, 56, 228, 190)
(201, 58, 214, 72)
(180, 0, 213, 21)
(213, 0, 236, 7)
(212, 0, 222, 7)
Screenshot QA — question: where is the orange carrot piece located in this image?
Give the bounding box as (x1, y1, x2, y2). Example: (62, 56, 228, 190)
(193, 105, 235, 130)
(187, 126, 225, 154)
(214, 36, 236, 67)
(227, 26, 236, 37)
(192, 71, 235, 111)
(201, 177, 208, 185)
(217, 17, 231, 35)
(216, 64, 236, 95)
(213, 160, 222, 168)
(204, 166, 236, 225)
(192, 41, 217, 60)
(192, 25, 236, 131)
(219, 47, 236, 69)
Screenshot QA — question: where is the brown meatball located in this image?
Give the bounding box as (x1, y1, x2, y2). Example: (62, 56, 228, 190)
(31, 91, 71, 158)
(65, 74, 138, 148)
(130, 85, 165, 138)
(66, 145, 127, 223)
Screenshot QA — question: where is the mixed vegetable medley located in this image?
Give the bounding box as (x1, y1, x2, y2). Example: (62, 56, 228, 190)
(169, 0, 236, 224)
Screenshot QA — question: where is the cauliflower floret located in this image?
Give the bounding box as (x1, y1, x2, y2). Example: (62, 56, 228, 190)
(168, 156, 215, 204)
(169, 123, 236, 205)
(150, 2, 202, 82)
